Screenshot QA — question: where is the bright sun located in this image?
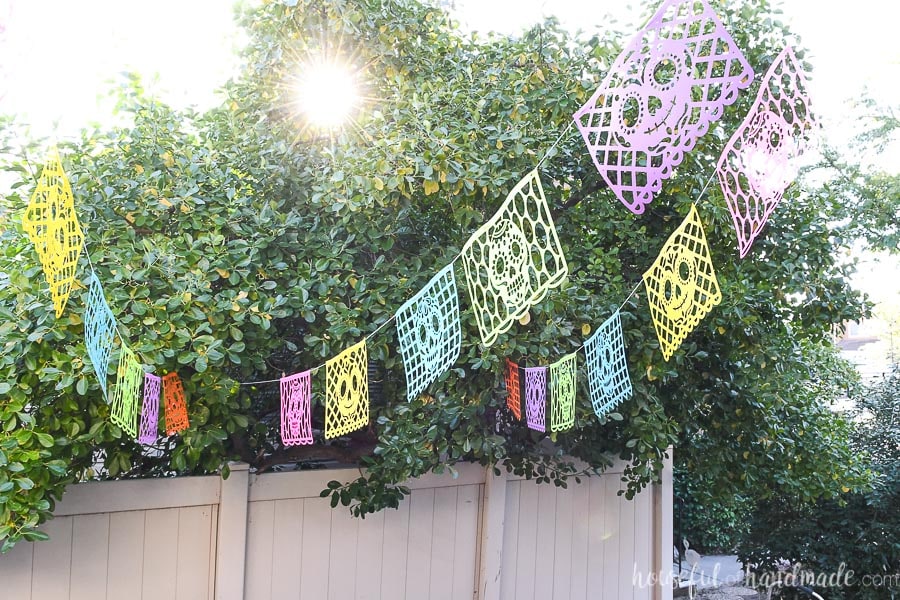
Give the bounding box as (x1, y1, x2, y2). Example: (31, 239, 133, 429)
(295, 61, 359, 130)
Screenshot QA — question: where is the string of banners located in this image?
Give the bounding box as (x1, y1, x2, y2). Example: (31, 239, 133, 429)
(19, 0, 816, 448)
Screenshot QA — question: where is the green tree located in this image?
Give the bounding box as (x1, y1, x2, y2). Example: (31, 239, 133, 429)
(0, 0, 871, 550)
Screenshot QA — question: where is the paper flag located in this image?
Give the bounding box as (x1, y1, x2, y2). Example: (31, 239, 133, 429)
(84, 275, 116, 399)
(461, 170, 569, 346)
(138, 373, 161, 445)
(163, 372, 190, 436)
(524, 366, 547, 433)
(395, 264, 462, 401)
(280, 370, 313, 446)
(584, 310, 633, 419)
(505, 358, 522, 420)
(110, 344, 143, 438)
(550, 353, 577, 432)
(643, 205, 721, 361)
(573, 0, 754, 214)
(325, 340, 369, 439)
(22, 148, 85, 317)
(716, 46, 817, 258)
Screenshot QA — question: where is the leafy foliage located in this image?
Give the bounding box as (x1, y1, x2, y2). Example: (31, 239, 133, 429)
(0, 0, 873, 550)
(739, 366, 900, 599)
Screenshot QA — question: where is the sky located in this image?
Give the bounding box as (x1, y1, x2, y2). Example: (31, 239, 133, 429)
(0, 0, 897, 352)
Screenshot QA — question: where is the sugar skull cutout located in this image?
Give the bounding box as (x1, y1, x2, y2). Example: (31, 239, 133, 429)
(643, 205, 721, 361)
(550, 353, 577, 432)
(325, 340, 369, 439)
(585, 310, 633, 419)
(524, 366, 547, 433)
(716, 46, 817, 257)
(396, 264, 461, 401)
(462, 170, 568, 346)
(574, 0, 754, 214)
(280, 370, 313, 446)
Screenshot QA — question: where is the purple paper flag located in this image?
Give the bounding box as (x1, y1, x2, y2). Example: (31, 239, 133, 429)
(138, 373, 161, 445)
(280, 370, 313, 446)
(716, 46, 817, 258)
(574, 0, 754, 214)
(524, 366, 547, 433)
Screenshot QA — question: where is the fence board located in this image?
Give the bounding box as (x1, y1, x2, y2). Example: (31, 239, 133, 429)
(271, 499, 303, 600)
(142, 508, 180, 599)
(298, 499, 332, 600)
(70, 513, 110, 600)
(175, 505, 214, 600)
(243, 501, 275, 600)
(106, 511, 145, 600)
(405, 487, 436, 599)
(0, 456, 672, 600)
(354, 508, 385, 600)
(379, 501, 410, 600)
(31, 516, 73, 599)
(451, 484, 480, 600)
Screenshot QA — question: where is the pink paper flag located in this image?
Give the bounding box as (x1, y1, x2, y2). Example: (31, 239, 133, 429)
(280, 370, 313, 446)
(716, 46, 817, 257)
(574, 0, 754, 214)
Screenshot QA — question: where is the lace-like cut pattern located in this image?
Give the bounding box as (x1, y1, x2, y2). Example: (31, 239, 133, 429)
(138, 373, 161, 445)
(550, 353, 577, 432)
(505, 358, 522, 420)
(584, 310, 633, 419)
(396, 264, 461, 401)
(84, 275, 116, 400)
(163, 372, 190, 436)
(111, 344, 143, 438)
(643, 205, 721, 361)
(280, 370, 313, 446)
(524, 366, 547, 433)
(573, 0, 753, 214)
(716, 46, 817, 257)
(22, 148, 84, 317)
(325, 340, 369, 439)
(461, 170, 568, 346)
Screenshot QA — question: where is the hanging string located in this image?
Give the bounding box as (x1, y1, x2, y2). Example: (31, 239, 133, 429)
(537, 120, 575, 169)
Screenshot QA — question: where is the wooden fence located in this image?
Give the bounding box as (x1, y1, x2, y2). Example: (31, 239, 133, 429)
(0, 457, 673, 600)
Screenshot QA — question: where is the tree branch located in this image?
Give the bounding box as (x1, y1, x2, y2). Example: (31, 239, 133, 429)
(255, 441, 377, 473)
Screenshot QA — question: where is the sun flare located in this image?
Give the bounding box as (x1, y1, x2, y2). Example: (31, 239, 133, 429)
(295, 61, 359, 130)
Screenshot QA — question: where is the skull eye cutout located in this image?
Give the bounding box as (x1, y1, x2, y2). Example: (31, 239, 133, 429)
(662, 253, 697, 322)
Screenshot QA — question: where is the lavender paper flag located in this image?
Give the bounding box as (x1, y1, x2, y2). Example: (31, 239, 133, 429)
(395, 264, 461, 401)
(550, 353, 577, 432)
(84, 274, 116, 399)
(138, 373, 161, 445)
(584, 311, 633, 419)
(280, 370, 313, 446)
(716, 46, 817, 258)
(524, 366, 547, 433)
(574, 0, 754, 214)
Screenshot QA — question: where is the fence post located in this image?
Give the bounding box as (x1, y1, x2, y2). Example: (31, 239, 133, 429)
(653, 449, 674, 600)
(477, 465, 508, 600)
(215, 461, 250, 600)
